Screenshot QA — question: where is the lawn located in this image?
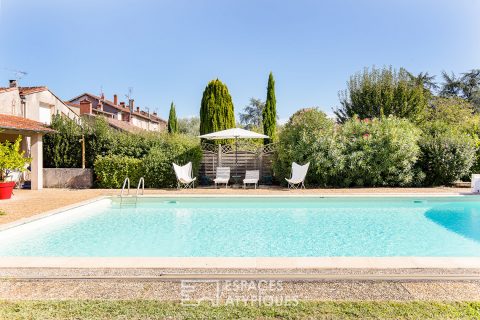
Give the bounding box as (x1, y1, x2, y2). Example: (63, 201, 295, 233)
(0, 301, 479, 319)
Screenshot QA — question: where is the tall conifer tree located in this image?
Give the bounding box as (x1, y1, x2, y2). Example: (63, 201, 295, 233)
(167, 102, 178, 133)
(199, 79, 235, 143)
(263, 72, 277, 144)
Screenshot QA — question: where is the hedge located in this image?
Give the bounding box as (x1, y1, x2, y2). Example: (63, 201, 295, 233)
(94, 135, 202, 188)
(94, 155, 143, 188)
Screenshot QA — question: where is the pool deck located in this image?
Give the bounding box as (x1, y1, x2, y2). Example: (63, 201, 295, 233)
(1, 187, 480, 301)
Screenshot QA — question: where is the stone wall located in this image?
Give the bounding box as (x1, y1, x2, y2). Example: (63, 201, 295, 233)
(43, 168, 93, 189)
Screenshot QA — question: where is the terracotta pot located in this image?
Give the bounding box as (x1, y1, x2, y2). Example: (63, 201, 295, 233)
(0, 181, 15, 200)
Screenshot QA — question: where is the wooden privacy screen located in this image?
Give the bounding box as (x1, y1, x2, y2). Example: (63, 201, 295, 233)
(199, 142, 276, 185)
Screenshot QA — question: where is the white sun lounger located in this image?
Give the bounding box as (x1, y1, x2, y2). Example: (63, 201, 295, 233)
(285, 162, 310, 189)
(173, 162, 196, 189)
(243, 170, 259, 189)
(214, 167, 230, 188)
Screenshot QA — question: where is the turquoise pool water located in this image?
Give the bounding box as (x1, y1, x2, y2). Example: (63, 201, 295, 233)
(0, 196, 479, 257)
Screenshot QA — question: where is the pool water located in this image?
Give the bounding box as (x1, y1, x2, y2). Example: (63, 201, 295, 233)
(0, 196, 479, 257)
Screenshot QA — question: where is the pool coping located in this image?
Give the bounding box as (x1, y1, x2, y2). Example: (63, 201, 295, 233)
(1, 193, 479, 270)
(0, 256, 480, 269)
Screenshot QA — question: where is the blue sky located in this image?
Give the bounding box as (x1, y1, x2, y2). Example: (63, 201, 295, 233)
(1, 0, 479, 121)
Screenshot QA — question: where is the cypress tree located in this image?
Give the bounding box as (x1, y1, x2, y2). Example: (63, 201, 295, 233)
(200, 79, 235, 144)
(263, 72, 277, 144)
(167, 102, 178, 133)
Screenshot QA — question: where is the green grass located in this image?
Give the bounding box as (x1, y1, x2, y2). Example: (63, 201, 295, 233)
(0, 301, 479, 319)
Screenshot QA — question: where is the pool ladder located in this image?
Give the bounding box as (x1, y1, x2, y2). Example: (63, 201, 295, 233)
(120, 177, 144, 207)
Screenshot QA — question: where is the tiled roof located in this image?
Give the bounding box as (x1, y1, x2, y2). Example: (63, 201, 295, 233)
(65, 102, 80, 108)
(0, 87, 18, 94)
(0, 114, 55, 133)
(0, 86, 48, 95)
(105, 117, 144, 133)
(18, 86, 48, 95)
(69, 92, 167, 123)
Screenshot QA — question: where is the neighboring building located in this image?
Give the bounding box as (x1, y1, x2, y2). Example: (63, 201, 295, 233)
(0, 80, 79, 190)
(68, 93, 167, 132)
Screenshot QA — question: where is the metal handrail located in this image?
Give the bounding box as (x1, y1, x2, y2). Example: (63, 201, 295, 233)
(121, 177, 130, 197)
(136, 177, 144, 196)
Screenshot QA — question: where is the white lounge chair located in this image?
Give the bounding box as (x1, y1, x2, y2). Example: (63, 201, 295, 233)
(285, 162, 310, 189)
(173, 162, 196, 189)
(4, 170, 22, 189)
(214, 167, 230, 188)
(243, 170, 259, 189)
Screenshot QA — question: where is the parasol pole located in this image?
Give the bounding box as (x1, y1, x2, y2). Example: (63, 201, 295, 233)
(235, 136, 238, 183)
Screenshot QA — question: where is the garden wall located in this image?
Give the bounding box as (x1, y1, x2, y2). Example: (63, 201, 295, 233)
(43, 168, 93, 189)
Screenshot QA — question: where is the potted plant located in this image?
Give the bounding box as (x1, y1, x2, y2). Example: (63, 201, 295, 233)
(0, 136, 31, 200)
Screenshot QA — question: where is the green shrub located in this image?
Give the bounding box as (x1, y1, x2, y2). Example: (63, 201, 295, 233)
(336, 116, 421, 187)
(417, 131, 477, 186)
(94, 134, 202, 188)
(142, 134, 202, 188)
(43, 114, 83, 168)
(94, 155, 143, 188)
(273, 108, 339, 186)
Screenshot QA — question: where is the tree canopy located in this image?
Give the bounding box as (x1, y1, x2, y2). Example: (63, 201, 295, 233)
(199, 79, 235, 143)
(334, 66, 429, 123)
(239, 98, 264, 130)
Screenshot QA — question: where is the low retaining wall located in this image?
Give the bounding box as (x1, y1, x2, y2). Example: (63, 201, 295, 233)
(43, 168, 93, 189)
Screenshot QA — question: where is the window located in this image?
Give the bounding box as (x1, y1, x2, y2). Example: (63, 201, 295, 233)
(39, 104, 52, 125)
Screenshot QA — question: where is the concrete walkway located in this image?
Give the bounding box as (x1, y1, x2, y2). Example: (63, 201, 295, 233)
(1, 268, 480, 301)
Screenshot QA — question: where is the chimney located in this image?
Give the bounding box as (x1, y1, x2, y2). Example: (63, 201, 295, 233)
(79, 99, 92, 115)
(153, 112, 157, 116)
(120, 101, 125, 107)
(113, 94, 118, 105)
(136, 107, 140, 113)
(9, 80, 17, 88)
(128, 99, 134, 113)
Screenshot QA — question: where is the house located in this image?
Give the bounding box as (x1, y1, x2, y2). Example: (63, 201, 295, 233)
(68, 93, 167, 132)
(0, 80, 79, 190)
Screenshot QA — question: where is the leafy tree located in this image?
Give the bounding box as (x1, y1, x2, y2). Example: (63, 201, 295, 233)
(263, 72, 277, 144)
(178, 117, 200, 136)
(334, 66, 429, 123)
(440, 69, 480, 110)
(239, 98, 265, 130)
(167, 102, 178, 134)
(423, 97, 475, 133)
(199, 79, 236, 144)
(407, 71, 438, 95)
(0, 136, 31, 181)
(440, 71, 463, 97)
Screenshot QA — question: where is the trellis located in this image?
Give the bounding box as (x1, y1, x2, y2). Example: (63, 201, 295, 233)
(199, 142, 276, 185)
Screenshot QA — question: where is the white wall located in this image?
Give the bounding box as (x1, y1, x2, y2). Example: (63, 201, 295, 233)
(24, 90, 79, 123)
(0, 89, 22, 116)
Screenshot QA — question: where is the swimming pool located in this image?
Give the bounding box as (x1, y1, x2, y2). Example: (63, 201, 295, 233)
(0, 196, 479, 257)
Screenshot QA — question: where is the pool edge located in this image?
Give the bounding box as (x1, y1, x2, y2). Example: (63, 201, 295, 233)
(0, 257, 479, 269)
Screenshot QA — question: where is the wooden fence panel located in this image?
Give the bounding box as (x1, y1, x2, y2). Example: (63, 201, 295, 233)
(199, 143, 276, 185)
